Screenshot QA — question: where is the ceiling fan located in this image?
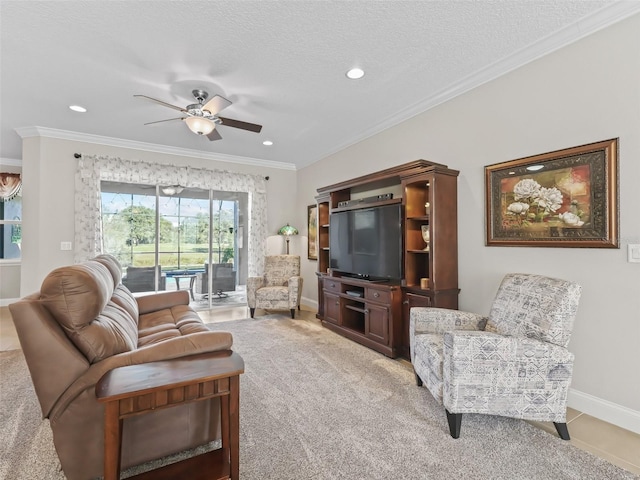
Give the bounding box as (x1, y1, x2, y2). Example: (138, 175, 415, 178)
(134, 89, 262, 141)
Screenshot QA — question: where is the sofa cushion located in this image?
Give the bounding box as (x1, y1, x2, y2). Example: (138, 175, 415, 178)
(111, 285, 140, 323)
(256, 286, 289, 303)
(93, 254, 123, 285)
(40, 261, 138, 363)
(138, 305, 210, 347)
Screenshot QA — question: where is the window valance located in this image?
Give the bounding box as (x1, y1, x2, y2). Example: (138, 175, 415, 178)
(0, 173, 22, 201)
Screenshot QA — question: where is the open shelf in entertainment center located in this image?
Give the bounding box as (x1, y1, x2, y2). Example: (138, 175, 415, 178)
(344, 304, 366, 314)
(330, 197, 400, 213)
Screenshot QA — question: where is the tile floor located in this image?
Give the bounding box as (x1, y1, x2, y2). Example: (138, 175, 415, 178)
(1, 304, 639, 475)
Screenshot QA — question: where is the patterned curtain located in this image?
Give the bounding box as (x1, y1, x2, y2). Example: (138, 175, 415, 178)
(0, 173, 22, 201)
(75, 155, 267, 276)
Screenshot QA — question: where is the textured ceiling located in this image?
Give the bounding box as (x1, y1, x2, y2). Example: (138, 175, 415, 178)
(1, 1, 637, 170)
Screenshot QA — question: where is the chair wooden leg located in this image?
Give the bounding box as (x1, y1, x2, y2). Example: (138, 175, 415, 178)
(554, 422, 570, 440)
(290, 309, 295, 319)
(250, 308, 255, 318)
(446, 410, 462, 439)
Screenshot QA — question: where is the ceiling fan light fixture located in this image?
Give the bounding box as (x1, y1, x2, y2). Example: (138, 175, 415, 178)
(185, 116, 215, 135)
(161, 185, 184, 196)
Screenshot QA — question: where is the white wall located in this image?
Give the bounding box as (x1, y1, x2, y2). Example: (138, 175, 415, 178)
(19, 136, 297, 295)
(297, 15, 640, 430)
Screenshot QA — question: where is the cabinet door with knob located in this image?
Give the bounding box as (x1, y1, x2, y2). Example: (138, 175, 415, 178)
(324, 292, 341, 325)
(365, 303, 389, 345)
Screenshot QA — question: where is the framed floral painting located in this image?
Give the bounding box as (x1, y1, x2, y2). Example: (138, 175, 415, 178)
(485, 138, 619, 248)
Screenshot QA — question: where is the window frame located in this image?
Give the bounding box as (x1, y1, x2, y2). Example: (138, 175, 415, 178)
(0, 195, 22, 263)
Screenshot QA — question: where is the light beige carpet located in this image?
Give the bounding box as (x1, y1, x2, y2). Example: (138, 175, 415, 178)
(1, 315, 637, 479)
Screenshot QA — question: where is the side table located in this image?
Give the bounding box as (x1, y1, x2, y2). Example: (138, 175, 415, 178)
(96, 350, 244, 480)
(173, 274, 197, 300)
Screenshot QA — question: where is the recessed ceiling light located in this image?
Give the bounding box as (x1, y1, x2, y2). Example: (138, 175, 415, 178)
(69, 105, 87, 113)
(346, 68, 365, 80)
(263, 140, 273, 146)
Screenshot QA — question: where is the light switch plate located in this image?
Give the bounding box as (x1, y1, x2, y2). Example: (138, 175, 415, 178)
(60, 241, 72, 251)
(628, 244, 640, 263)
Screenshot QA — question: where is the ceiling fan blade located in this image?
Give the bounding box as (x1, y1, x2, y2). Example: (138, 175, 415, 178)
(218, 116, 263, 133)
(202, 95, 232, 115)
(206, 129, 223, 141)
(134, 94, 186, 112)
(143, 117, 185, 125)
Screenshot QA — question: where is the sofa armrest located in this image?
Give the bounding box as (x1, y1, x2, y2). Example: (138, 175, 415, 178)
(442, 330, 574, 419)
(136, 290, 190, 315)
(410, 307, 487, 335)
(287, 276, 303, 308)
(246, 276, 265, 307)
(49, 330, 233, 421)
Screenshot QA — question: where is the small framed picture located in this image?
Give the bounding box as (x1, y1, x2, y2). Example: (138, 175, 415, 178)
(307, 204, 318, 260)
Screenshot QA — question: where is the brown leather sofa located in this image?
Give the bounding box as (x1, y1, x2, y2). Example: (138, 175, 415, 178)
(9, 254, 233, 480)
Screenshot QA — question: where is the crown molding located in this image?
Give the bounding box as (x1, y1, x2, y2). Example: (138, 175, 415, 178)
(306, 2, 640, 167)
(0, 157, 22, 167)
(15, 126, 296, 171)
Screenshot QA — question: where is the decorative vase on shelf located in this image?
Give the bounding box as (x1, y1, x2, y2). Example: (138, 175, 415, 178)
(421, 225, 430, 252)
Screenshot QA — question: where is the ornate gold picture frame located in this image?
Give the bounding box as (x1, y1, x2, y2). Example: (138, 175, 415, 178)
(485, 138, 619, 248)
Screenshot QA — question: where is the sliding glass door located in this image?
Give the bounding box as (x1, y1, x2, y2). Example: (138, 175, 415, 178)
(101, 183, 157, 269)
(158, 187, 210, 273)
(100, 181, 246, 306)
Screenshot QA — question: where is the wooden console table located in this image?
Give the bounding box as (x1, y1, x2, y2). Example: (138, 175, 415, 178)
(96, 350, 244, 480)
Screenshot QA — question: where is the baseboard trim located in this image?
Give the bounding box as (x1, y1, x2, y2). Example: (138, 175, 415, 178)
(300, 296, 318, 310)
(568, 388, 640, 435)
(0, 298, 19, 307)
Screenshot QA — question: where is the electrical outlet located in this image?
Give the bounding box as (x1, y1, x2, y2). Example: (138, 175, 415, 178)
(628, 244, 640, 263)
(60, 241, 72, 251)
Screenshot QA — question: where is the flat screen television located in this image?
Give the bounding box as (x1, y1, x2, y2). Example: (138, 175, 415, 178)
(329, 204, 402, 282)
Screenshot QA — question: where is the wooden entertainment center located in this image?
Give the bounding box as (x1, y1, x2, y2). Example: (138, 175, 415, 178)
(315, 160, 459, 359)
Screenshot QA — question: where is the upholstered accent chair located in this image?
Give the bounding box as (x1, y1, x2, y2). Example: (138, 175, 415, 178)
(247, 255, 303, 318)
(122, 265, 166, 292)
(410, 273, 582, 440)
(199, 263, 236, 296)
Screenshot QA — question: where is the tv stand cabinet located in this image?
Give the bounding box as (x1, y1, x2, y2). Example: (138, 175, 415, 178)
(316, 160, 459, 359)
(321, 275, 402, 358)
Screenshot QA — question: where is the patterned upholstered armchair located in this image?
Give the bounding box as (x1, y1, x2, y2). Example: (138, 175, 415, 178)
(410, 273, 582, 440)
(247, 255, 303, 318)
